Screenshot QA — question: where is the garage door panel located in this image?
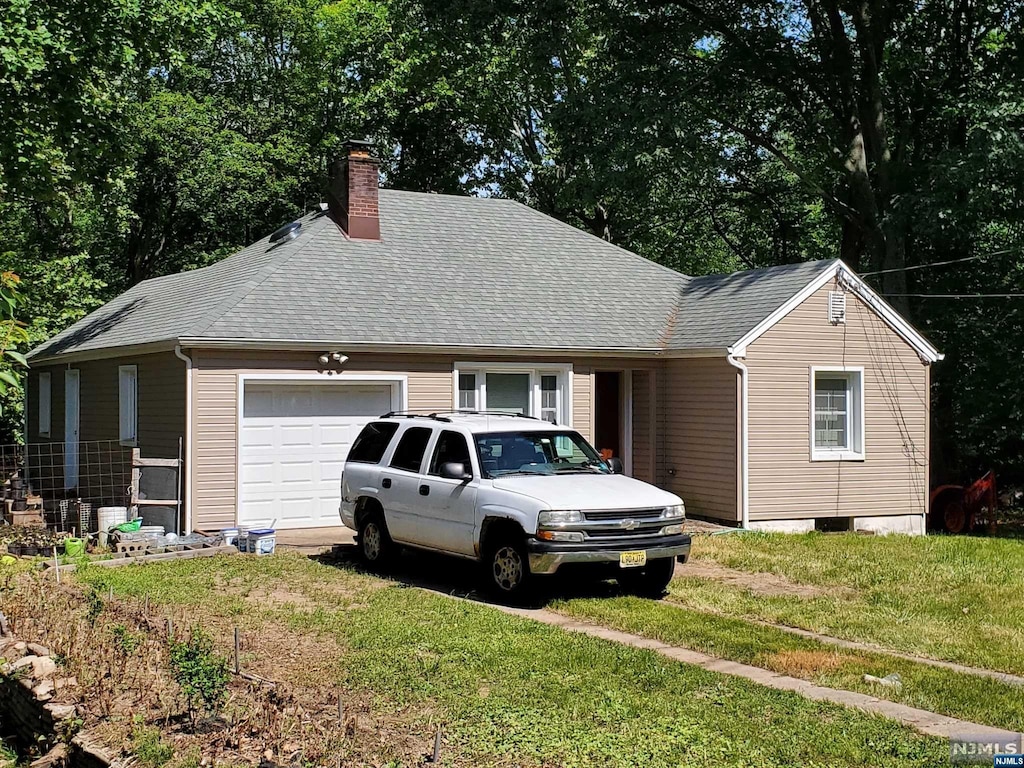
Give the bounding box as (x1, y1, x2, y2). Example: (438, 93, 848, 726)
(239, 381, 397, 529)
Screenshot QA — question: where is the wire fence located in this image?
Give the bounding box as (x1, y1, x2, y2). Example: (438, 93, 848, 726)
(1, 441, 134, 533)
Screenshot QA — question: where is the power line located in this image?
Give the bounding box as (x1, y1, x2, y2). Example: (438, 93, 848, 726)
(882, 293, 1024, 298)
(860, 248, 1019, 276)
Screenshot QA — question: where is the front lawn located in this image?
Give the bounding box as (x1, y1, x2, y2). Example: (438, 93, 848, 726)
(666, 532, 1024, 676)
(73, 553, 947, 767)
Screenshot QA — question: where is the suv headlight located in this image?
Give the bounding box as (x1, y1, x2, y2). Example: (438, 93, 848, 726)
(538, 509, 583, 526)
(661, 504, 686, 520)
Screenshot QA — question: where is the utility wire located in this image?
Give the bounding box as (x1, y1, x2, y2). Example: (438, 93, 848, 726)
(860, 248, 1019, 276)
(882, 293, 1024, 298)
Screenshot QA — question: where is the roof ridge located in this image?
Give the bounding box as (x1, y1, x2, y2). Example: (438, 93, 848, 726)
(187, 211, 331, 337)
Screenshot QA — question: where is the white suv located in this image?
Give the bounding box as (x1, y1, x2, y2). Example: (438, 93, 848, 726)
(339, 412, 691, 599)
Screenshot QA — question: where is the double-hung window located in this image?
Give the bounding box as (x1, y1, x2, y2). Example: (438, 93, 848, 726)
(119, 365, 138, 446)
(454, 364, 571, 425)
(811, 367, 864, 461)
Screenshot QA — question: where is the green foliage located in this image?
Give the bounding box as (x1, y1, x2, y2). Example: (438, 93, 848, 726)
(111, 624, 144, 656)
(168, 626, 230, 724)
(85, 587, 104, 626)
(130, 725, 174, 768)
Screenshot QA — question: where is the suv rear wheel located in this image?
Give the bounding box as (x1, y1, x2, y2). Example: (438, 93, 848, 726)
(357, 508, 395, 568)
(617, 557, 675, 598)
(483, 534, 532, 602)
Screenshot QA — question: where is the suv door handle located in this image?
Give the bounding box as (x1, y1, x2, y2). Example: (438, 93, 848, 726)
(381, 478, 392, 489)
(419, 484, 430, 496)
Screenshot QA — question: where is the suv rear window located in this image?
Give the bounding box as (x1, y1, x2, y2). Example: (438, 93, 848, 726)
(389, 427, 432, 472)
(348, 422, 399, 464)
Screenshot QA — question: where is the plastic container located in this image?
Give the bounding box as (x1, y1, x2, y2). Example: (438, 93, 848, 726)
(236, 526, 250, 553)
(220, 528, 239, 548)
(247, 529, 276, 556)
(139, 525, 165, 537)
(98, 506, 129, 532)
(63, 538, 85, 558)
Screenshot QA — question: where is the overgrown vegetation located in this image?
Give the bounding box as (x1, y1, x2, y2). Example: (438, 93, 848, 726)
(67, 553, 949, 767)
(1, 0, 1022, 481)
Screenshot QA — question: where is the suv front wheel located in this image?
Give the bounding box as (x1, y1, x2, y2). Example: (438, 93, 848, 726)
(483, 536, 533, 602)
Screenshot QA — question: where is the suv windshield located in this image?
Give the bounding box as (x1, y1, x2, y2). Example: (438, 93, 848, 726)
(475, 431, 609, 478)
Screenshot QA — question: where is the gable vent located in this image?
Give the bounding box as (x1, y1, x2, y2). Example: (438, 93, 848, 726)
(828, 291, 847, 324)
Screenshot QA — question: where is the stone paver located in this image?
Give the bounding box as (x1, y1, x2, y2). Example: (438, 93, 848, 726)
(494, 603, 1023, 743)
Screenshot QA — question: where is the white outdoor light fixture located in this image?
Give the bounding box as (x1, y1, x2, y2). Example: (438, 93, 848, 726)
(318, 352, 349, 367)
(318, 353, 330, 366)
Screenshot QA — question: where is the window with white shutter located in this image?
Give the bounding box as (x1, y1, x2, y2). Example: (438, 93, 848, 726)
(119, 365, 138, 445)
(811, 367, 864, 460)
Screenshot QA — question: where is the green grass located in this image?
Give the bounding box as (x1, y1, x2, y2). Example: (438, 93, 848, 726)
(552, 596, 1024, 733)
(672, 532, 1024, 675)
(77, 554, 948, 768)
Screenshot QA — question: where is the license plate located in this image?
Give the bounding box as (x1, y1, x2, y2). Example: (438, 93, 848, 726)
(619, 550, 647, 568)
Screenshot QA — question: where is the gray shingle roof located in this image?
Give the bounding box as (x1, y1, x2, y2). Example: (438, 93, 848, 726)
(28, 190, 837, 360)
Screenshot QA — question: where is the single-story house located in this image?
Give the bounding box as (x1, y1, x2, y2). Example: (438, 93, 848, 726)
(25, 140, 942, 535)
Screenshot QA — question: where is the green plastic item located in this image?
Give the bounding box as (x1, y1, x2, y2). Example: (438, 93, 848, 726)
(63, 538, 85, 557)
(114, 518, 142, 533)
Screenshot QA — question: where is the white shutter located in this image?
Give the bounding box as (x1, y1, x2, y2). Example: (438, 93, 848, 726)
(118, 366, 138, 444)
(38, 372, 51, 436)
(828, 291, 847, 324)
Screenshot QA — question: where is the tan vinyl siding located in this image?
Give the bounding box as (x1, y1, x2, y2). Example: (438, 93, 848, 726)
(630, 370, 653, 482)
(572, 368, 593, 440)
(189, 351, 605, 531)
(745, 280, 929, 519)
(660, 358, 738, 520)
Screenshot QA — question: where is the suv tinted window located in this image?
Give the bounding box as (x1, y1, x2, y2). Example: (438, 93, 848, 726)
(348, 422, 399, 464)
(389, 427, 432, 472)
(428, 431, 473, 475)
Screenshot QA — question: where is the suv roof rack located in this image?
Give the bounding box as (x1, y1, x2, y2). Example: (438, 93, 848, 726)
(428, 410, 541, 420)
(379, 411, 452, 422)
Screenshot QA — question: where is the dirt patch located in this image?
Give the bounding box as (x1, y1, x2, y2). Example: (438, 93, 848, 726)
(243, 585, 317, 610)
(679, 560, 847, 599)
(757, 649, 855, 677)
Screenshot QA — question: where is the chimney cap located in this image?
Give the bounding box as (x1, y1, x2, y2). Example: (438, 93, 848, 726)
(344, 137, 376, 151)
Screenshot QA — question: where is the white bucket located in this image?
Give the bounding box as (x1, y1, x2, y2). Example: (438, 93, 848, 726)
(220, 528, 239, 547)
(247, 529, 276, 556)
(236, 526, 250, 552)
(97, 506, 128, 532)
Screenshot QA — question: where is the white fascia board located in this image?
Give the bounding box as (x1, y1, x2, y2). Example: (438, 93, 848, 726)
(728, 260, 943, 364)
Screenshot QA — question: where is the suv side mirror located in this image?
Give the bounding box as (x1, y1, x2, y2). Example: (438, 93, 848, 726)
(607, 457, 625, 475)
(440, 462, 472, 481)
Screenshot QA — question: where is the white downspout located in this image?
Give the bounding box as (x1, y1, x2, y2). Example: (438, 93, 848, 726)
(726, 353, 749, 529)
(173, 345, 193, 534)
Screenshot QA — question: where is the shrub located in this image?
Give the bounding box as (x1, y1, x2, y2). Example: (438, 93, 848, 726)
(131, 725, 174, 768)
(168, 626, 230, 726)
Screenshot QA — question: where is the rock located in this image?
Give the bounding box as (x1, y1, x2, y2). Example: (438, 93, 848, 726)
(29, 743, 67, 768)
(27, 643, 50, 657)
(863, 672, 903, 690)
(44, 703, 76, 721)
(12, 641, 26, 652)
(33, 679, 55, 698)
(53, 677, 78, 691)
(32, 656, 57, 678)
(10, 654, 37, 672)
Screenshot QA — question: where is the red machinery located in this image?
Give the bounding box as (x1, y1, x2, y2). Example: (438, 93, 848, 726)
(929, 471, 997, 534)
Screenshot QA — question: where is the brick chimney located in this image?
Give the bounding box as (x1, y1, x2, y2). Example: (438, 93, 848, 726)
(328, 139, 381, 240)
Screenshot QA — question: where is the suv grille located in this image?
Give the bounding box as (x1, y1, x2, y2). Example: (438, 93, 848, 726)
(583, 508, 663, 522)
(585, 524, 665, 539)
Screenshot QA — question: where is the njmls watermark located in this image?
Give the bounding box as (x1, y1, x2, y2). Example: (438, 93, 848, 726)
(950, 733, 1023, 765)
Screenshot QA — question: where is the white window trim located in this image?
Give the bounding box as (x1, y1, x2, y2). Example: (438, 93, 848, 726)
(452, 362, 573, 426)
(119, 365, 139, 446)
(38, 372, 51, 437)
(809, 365, 865, 461)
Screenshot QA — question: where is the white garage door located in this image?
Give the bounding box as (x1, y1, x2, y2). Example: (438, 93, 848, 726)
(239, 381, 395, 529)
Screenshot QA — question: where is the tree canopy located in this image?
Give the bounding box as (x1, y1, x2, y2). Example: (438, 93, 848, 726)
(1, 0, 1022, 481)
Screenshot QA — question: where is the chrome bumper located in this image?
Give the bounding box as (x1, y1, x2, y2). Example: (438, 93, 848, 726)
(526, 535, 692, 575)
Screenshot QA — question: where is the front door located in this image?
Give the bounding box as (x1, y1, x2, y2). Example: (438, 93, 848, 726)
(64, 370, 80, 490)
